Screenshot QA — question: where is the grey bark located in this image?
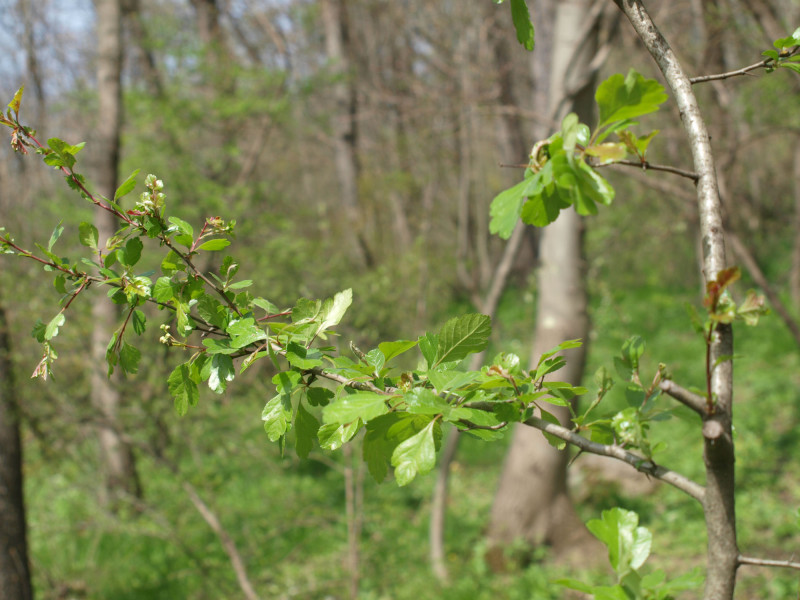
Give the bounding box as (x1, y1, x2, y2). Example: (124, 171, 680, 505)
(0, 302, 33, 600)
(486, 0, 603, 568)
(92, 0, 142, 502)
(611, 2, 738, 598)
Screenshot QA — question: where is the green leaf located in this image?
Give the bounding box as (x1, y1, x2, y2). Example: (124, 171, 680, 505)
(434, 313, 491, 367)
(520, 185, 570, 227)
(8, 86, 23, 116)
(119, 238, 143, 267)
(403, 388, 451, 415)
(318, 420, 361, 450)
(596, 69, 668, 128)
(78, 222, 99, 249)
(622, 335, 646, 369)
(262, 394, 293, 442)
(48, 221, 64, 252)
(314, 288, 353, 338)
(418, 332, 439, 368)
(323, 391, 390, 425)
(391, 420, 437, 486)
(132, 310, 146, 335)
(44, 313, 65, 340)
(208, 354, 235, 393)
(197, 295, 228, 329)
(295, 401, 319, 459)
(198, 239, 231, 251)
(509, 0, 535, 50)
(119, 342, 141, 374)
(539, 408, 566, 449)
(587, 508, 652, 577)
(202, 338, 237, 355)
(489, 178, 529, 239)
(378, 339, 418, 363)
(307, 387, 334, 407)
(153, 276, 176, 303)
(285, 342, 324, 369)
(114, 169, 140, 200)
(227, 317, 267, 348)
(168, 364, 199, 416)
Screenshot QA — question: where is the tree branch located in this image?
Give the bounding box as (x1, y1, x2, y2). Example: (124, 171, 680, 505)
(659, 380, 707, 415)
(595, 158, 699, 181)
(523, 415, 705, 502)
(690, 48, 800, 84)
(738, 555, 800, 571)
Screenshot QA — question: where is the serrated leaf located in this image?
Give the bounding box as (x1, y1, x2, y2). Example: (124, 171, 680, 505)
(307, 387, 334, 407)
(262, 394, 293, 442)
(434, 313, 491, 368)
(227, 317, 267, 348)
(132, 310, 146, 335)
(198, 239, 230, 251)
(489, 178, 529, 239)
(587, 508, 652, 577)
(48, 221, 64, 252)
(208, 354, 234, 393)
(596, 69, 668, 128)
(323, 391, 390, 425)
(418, 332, 439, 368)
(44, 313, 65, 340)
(119, 238, 143, 267)
(78, 222, 99, 249)
(114, 169, 140, 200)
(509, 0, 535, 50)
(119, 342, 141, 374)
(539, 408, 566, 449)
(378, 339, 418, 363)
(314, 288, 352, 338)
(168, 363, 199, 416)
(8, 86, 23, 116)
(391, 420, 436, 486)
(318, 420, 361, 450)
(295, 401, 319, 459)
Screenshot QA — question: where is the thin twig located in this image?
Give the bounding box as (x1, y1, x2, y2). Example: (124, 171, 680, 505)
(594, 158, 699, 181)
(690, 48, 799, 84)
(738, 555, 800, 571)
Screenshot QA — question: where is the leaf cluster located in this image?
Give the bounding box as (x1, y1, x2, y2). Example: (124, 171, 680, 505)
(490, 69, 667, 238)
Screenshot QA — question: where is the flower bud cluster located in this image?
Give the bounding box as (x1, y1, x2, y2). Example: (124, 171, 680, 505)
(136, 173, 166, 215)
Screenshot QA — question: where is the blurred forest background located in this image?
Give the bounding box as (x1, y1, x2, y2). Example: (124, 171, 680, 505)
(1, 0, 799, 598)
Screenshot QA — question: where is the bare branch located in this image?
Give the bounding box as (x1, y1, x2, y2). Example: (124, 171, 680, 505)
(595, 158, 699, 181)
(738, 555, 800, 571)
(660, 380, 706, 415)
(690, 47, 800, 84)
(523, 415, 705, 502)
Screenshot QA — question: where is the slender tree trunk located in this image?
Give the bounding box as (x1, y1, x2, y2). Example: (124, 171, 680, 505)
(92, 0, 142, 503)
(0, 302, 33, 600)
(611, 3, 738, 597)
(486, 0, 603, 568)
(321, 0, 372, 268)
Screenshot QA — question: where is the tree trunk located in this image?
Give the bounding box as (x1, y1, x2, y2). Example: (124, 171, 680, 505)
(486, 0, 604, 568)
(92, 0, 142, 503)
(320, 0, 372, 268)
(0, 302, 33, 600)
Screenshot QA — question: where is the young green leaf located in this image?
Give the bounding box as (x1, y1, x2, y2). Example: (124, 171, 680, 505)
(596, 69, 668, 128)
(262, 394, 293, 442)
(587, 508, 652, 577)
(114, 169, 140, 200)
(489, 178, 529, 239)
(323, 391, 390, 425)
(78, 222, 99, 249)
(434, 313, 491, 367)
(295, 401, 319, 459)
(391, 419, 437, 486)
(508, 0, 535, 50)
(168, 363, 199, 416)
